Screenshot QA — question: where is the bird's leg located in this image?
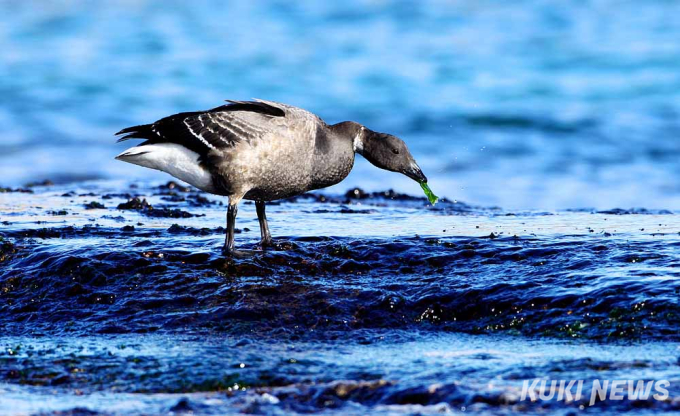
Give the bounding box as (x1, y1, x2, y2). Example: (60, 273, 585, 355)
(223, 201, 239, 255)
(255, 200, 273, 247)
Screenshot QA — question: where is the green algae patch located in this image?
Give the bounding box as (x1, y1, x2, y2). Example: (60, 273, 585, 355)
(419, 182, 439, 205)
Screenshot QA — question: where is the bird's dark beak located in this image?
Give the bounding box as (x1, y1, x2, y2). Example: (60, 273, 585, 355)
(405, 162, 427, 183)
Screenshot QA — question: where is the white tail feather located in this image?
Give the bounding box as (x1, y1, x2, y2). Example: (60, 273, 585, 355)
(116, 143, 216, 193)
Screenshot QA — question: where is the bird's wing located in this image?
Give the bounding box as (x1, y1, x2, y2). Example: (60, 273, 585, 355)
(115, 100, 288, 157)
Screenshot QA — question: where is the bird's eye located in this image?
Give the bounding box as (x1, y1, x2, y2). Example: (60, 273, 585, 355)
(392, 148, 400, 155)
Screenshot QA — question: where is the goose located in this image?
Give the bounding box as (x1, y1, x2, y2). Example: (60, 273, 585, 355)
(115, 99, 428, 254)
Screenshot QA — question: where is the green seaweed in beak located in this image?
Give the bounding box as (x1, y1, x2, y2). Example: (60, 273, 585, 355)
(419, 182, 439, 205)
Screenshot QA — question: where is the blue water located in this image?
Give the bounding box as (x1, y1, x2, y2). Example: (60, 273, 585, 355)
(2, 1, 680, 415)
(2, 0, 680, 209)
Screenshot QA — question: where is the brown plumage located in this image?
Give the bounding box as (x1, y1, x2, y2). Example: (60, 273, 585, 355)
(116, 99, 427, 254)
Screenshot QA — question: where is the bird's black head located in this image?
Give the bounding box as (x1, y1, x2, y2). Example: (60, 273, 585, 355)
(353, 126, 427, 183)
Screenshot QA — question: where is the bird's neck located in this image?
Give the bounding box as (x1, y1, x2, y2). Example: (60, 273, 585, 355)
(329, 121, 366, 155)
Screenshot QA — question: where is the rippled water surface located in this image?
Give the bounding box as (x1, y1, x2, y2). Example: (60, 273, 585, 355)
(1, 182, 680, 413)
(2, 0, 680, 208)
(2, 0, 680, 414)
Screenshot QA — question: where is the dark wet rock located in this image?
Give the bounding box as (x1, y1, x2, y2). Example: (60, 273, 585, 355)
(101, 192, 133, 200)
(159, 193, 217, 206)
(267, 376, 539, 413)
(50, 373, 73, 386)
(167, 224, 228, 235)
(167, 224, 185, 233)
(144, 208, 204, 218)
(158, 181, 192, 192)
(0, 186, 33, 193)
(339, 208, 376, 214)
(2, 225, 229, 241)
(101, 215, 126, 223)
(84, 201, 106, 210)
(160, 194, 186, 202)
(117, 197, 203, 218)
(312, 208, 376, 214)
(35, 408, 102, 416)
(6, 227, 70, 239)
(117, 197, 152, 210)
(279, 187, 480, 213)
(597, 208, 674, 215)
(271, 380, 391, 412)
(169, 398, 197, 412)
(1, 232, 677, 341)
(25, 179, 54, 187)
(0, 237, 18, 262)
(336, 188, 423, 202)
(384, 383, 461, 406)
(370, 189, 422, 201)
